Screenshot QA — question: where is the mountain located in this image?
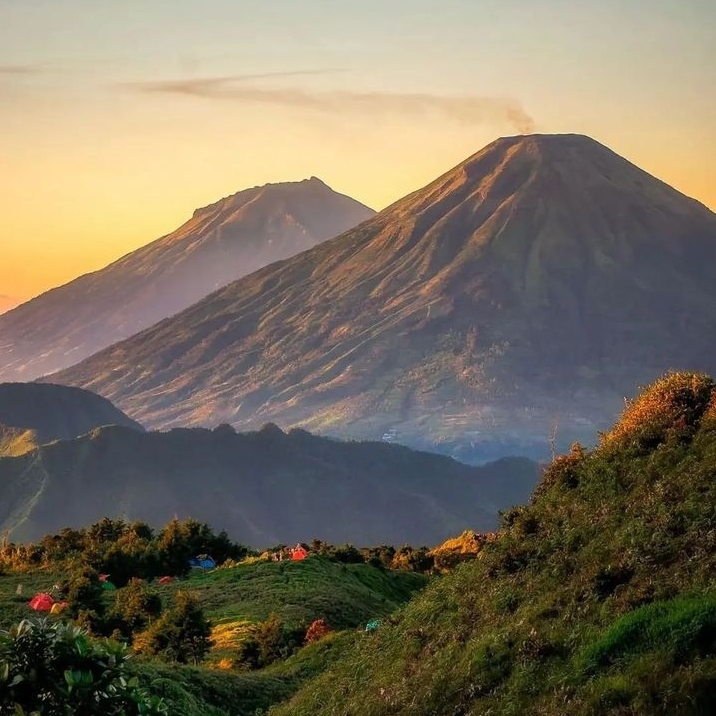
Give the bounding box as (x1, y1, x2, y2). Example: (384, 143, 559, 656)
(0, 296, 22, 315)
(0, 178, 374, 382)
(0, 382, 143, 456)
(51, 134, 716, 459)
(0, 422, 539, 544)
(272, 373, 716, 716)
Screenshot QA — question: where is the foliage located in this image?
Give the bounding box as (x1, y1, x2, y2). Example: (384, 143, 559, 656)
(0, 517, 250, 585)
(601, 372, 715, 453)
(269, 372, 716, 716)
(304, 619, 332, 645)
(429, 530, 490, 572)
(0, 617, 166, 715)
(134, 591, 212, 665)
(108, 579, 162, 640)
(234, 613, 306, 670)
(61, 566, 106, 622)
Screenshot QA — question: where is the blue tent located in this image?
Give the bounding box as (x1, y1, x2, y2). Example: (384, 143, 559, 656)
(190, 556, 216, 570)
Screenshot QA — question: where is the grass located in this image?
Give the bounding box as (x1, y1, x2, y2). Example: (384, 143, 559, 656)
(0, 554, 427, 715)
(0, 567, 64, 628)
(131, 630, 357, 716)
(580, 594, 716, 672)
(168, 555, 426, 629)
(267, 373, 716, 716)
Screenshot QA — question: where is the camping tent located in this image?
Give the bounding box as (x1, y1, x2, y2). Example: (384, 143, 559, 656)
(291, 545, 308, 561)
(50, 601, 68, 614)
(365, 619, 382, 632)
(190, 556, 216, 570)
(158, 576, 174, 585)
(29, 593, 54, 611)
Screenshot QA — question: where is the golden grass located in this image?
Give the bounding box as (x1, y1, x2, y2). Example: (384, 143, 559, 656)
(600, 372, 715, 449)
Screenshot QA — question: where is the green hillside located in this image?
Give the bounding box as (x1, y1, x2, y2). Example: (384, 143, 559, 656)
(0, 423, 538, 545)
(269, 373, 716, 715)
(165, 555, 426, 630)
(0, 547, 427, 716)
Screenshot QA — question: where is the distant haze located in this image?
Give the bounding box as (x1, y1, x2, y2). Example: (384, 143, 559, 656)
(0, 178, 374, 382)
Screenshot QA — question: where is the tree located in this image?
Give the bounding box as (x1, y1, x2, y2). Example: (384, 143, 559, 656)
(109, 578, 162, 640)
(62, 566, 106, 622)
(0, 617, 166, 715)
(134, 591, 211, 665)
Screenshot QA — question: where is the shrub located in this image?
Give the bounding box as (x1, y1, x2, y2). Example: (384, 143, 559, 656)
(600, 372, 715, 452)
(109, 578, 162, 639)
(0, 617, 166, 715)
(134, 591, 212, 665)
(304, 619, 332, 645)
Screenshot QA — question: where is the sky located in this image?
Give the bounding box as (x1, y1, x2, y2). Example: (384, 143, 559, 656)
(1, 0, 715, 300)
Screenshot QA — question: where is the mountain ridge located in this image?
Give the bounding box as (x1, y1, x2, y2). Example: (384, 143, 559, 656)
(50, 133, 716, 458)
(0, 382, 143, 456)
(0, 178, 374, 382)
(0, 422, 539, 544)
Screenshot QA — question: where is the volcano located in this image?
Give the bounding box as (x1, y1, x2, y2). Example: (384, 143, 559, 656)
(50, 134, 716, 459)
(0, 178, 373, 381)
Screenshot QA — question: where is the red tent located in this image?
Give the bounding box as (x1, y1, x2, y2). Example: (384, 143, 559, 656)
(158, 576, 174, 585)
(291, 545, 308, 561)
(29, 593, 54, 611)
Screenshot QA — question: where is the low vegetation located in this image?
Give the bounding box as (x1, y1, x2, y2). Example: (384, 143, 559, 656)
(269, 372, 716, 715)
(0, 517, 430, 714)
(4, 372, 715, 715)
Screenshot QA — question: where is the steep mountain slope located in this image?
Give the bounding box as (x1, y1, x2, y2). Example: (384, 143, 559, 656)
(0, 382, 143, 456)
(0, 423, 538, 544)
(0, 296, 21, 315)
(272, 373, 716, 716)
(0, 178, 373, 381)
(52, 134, 716, 458)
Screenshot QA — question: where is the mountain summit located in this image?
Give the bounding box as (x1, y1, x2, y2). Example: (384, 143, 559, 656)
(52, 134, 716, 457)
(0, 179, 374, 381)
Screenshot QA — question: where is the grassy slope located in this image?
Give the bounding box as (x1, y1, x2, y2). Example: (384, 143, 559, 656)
(270, 374, 716, 716)
(0, 426, 39, 457)
(132, 631, 357, 716)
(0, 554, 427, 715)
(167, 555, 426, 630)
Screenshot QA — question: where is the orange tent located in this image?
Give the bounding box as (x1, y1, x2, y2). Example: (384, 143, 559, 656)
(291, 545, 308, 561)
(29, 593, 54, 611)
(50, 601, 68, 614)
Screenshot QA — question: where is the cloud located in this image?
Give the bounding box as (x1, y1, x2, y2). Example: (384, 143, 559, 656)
(0, 65, 39, 75)
(125, 73, 535, 134)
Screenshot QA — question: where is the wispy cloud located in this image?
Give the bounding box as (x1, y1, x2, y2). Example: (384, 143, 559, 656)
(124, 72, 535, 133)
(0, 65, 39, 75)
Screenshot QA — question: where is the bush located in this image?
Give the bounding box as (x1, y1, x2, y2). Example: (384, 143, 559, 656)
(109, 578, 162, 639)
(304, 619, 332, 645)
(134, 591, 212, 665)
(0, 617, 166, 715)
(600, 372, 715, 452)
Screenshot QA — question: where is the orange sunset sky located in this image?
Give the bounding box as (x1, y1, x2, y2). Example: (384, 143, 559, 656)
(1, 0, 715, 303)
